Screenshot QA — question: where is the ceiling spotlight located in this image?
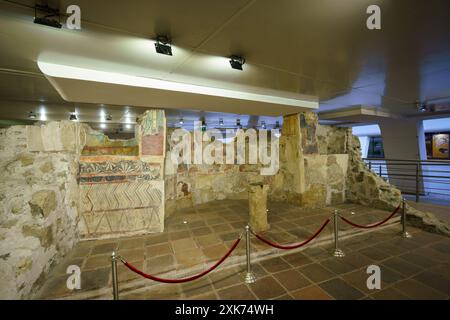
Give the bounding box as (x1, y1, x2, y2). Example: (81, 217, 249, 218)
(106, 114, 112, 121)
(28, 111, 37, 119)
(33, 4, 62, 29)
(179, 118, 184, 125)
(219, 118, 224, 126)
(100, 123, 106, 129)
(155, 35, 172, 56)
(69, 113, 78, 121)
(261, 121, 266, 129)
(236, 118, 242, 129)
(229, 55, 245, 70)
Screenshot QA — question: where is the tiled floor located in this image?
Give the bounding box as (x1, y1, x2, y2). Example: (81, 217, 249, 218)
(37, 199, 445, 300)
(118, 225, 450, 300)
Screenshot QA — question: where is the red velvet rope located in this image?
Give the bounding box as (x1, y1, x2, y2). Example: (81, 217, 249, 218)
(253, 218, 330, 250)
(339, 205, 401, 229)
(121, 237, 241, 283)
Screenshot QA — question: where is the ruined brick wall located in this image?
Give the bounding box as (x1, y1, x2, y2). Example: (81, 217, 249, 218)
(0, 122, 81, 299)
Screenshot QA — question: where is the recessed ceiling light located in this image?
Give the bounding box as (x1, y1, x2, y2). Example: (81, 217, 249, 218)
(229, 55, 245, 70)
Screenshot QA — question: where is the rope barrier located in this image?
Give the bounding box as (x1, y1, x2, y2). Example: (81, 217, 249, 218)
(252, 218, 330, 250)
(120, 237, 241, 284)
(339, 205, 401, 229)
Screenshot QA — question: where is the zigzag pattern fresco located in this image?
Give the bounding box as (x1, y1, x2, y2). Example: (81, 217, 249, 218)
(80, 181, 162, 212)
(79, 180, 164, 237)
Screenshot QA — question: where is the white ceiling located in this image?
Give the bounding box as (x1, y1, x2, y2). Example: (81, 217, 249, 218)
(0, 0, 449, 126)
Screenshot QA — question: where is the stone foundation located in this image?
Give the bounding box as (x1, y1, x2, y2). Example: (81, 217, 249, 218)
(0, 123, 80, 299)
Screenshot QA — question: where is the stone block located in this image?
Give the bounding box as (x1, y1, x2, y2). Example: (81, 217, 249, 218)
(29, 190, 57, 218)
(22, 224, 53, 248)
(248, 183, 269, 232)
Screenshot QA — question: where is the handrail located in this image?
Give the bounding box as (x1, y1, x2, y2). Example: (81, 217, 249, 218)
(364, 157, 450, 202)
(363, 157, 450, 164)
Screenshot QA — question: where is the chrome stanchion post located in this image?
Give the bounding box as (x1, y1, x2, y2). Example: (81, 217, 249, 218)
(333, 210, 345, 258)
(111, 251, 119, 300)
(401, 198, 412, 238)
(244, 225, 256, 284)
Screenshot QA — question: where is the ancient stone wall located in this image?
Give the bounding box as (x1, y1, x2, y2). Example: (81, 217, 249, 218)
(271, 113, 349, 207)
(346, 133, 402, 210)
(165, 113, 351, 212)
(0, 122, 81, 299)
(164, 128, 269, 215)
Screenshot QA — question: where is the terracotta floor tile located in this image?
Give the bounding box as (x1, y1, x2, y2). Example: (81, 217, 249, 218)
(202, 243, 228, 260)
(146, 243, 172, 258)
(393, 279, 447, 300)
(290, 285, 333, 300)
(319, 278, 365, 300)
(145, 254, 176, 275)
(194, 234, 222, 247)
(413, 270, 450, 295)
(248, 276, 287, 299)
(260, 257, 292, 273)
(371, 287, 410, 300)
(175, 247, 205, 268)
(172, 238, 198, 253)
(282, 252, 313, 268)
(272, 269, 311, 291)
(217, 284, 256, 300)
(298, 263, 336, 283)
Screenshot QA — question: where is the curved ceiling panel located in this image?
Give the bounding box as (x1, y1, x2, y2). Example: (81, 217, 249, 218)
(38, 61, 318, 116)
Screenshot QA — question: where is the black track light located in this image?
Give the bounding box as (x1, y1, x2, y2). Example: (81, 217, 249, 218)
(201, 118, 207, 132)
(236, 118, 242, 129)
(179, 118, 184, 125)
(106, 114, 112, 121)
(33, 4, 62, 29)
(219, 118, 224, 126)
(261, 121, 266, 129)
(69, 113, 78, 121)
(229, 55, 245, 70)
(155, 35, 172, 56)
(28, 111, 37, 119)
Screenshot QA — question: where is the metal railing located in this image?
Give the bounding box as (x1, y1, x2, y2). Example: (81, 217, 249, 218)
(364, 158, 450, 202)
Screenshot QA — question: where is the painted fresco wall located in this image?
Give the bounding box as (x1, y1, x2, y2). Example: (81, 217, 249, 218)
(164, 112, 351, 214)
(78, 110, 166, 239)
